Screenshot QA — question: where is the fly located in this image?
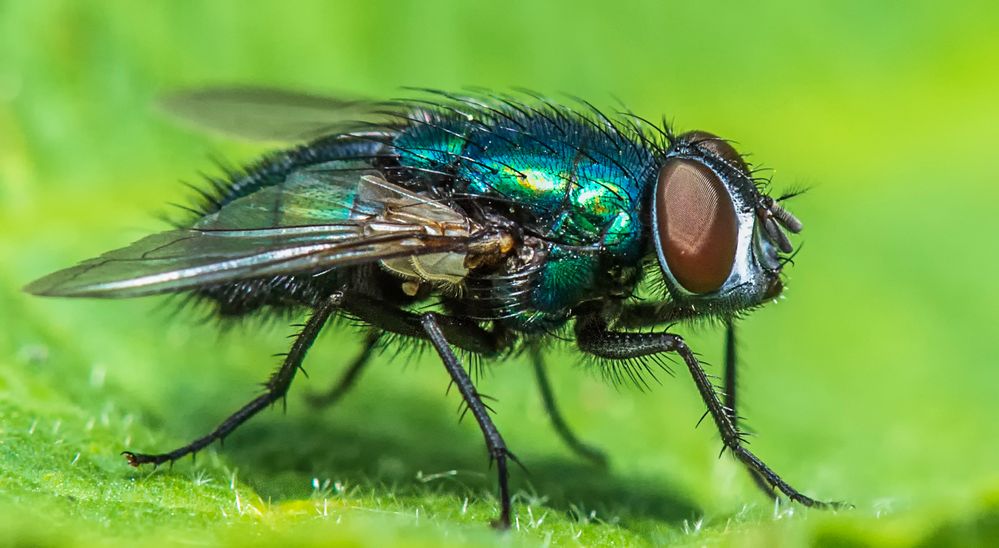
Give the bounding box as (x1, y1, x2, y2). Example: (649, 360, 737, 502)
(25, 87, 843, 527)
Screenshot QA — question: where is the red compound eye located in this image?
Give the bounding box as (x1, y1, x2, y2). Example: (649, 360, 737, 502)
(655, 158, 739, 294)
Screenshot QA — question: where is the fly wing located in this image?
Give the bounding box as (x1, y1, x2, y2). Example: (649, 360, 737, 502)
(159, 86, 395, 142)
(25, 171, 487, 298)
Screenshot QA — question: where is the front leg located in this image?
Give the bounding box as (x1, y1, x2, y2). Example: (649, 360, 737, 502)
(575, 313, 840, 508)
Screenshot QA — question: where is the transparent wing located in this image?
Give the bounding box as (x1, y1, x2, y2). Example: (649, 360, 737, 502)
(159, 86, 393, 142)
(25, 172, 483, 298)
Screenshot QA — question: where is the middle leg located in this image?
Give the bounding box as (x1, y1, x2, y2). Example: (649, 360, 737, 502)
(421, 312, 517, 529)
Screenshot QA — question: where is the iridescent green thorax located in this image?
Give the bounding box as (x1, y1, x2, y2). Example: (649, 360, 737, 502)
(394, 105, 660, 325)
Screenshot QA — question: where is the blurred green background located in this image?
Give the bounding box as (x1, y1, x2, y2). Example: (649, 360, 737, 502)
(2, 1, 998, 546)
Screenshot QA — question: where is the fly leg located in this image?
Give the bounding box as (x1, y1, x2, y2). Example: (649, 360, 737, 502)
(306, 331, 380, 409)
(530, 347, 607, 467)
(339, 292, 506, 356)
(309, 292, 514, 525)
(620, 303, 783, 498)
(123, 293, 341, 467)
(724, 319, 776, 498)
(575, 313, 841, 509)
(421, 312, 517, 529)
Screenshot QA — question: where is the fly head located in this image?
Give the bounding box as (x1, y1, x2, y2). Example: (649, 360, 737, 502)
(650, 131, 802, 315)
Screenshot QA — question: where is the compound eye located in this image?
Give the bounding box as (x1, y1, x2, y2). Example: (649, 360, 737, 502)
(678, 130, 749, 175)
(655, 159, 739, 294)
